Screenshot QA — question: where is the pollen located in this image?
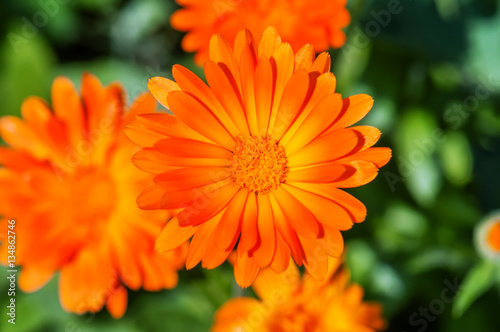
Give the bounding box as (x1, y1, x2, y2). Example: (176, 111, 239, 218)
(487, 220, 500, 252)
(229, 135, 288, 195)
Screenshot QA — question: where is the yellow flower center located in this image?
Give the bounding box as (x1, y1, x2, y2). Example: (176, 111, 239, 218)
(229, 135, 288, 195)
(487, 221, 500, 252)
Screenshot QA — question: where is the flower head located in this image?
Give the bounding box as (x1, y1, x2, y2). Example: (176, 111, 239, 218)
(127, 27, 391, 287)
(171, 0, 350, 64)
(0, 74, 187, 318)
(211, 257, 387, 332)
(475, 211, 500, 263)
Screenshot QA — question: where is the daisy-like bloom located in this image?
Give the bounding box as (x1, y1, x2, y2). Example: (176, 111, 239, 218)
(0, 74, 187, 318)
(475, 211, 500, 263)
(127, 26, 391, 287)
(211, 257, 387, 332)
(171, 0, 350, 64)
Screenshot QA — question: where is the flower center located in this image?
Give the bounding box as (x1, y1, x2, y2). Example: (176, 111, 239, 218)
(71, 168, 117, 223)
(268, 302, 320, 332)
(487, 221, 500, 252)
(229, 135, 288, 195)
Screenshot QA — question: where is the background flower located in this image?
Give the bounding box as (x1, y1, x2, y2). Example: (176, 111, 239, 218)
(171, 0, 350, 64)
(212, 256, 386, 332)
(0, 74, 187, 318)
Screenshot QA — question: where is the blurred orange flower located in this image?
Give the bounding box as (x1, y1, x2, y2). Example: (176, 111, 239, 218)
(211, 257, 387, 332)
(475, 212, 500, 262)
(171, 0, 350, 64)
(0, 74, 187, 318)
(127, 27, 391, 287)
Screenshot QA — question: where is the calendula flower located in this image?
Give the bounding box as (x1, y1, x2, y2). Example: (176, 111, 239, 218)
(475, 211, 500, 263)
(211, 257, 387, 332)
(0, 74, 187, 318)
(127, 26, 391, 287)
(171, 0, 350, 64)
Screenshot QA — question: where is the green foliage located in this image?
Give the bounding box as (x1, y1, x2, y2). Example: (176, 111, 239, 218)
(453, 261, 498, 318)
(1, 0, 500, 331)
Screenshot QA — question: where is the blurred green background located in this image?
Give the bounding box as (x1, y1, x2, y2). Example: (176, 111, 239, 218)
(1, 0, 500, 331)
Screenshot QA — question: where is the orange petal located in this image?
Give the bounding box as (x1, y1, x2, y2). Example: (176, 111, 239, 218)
(213, 298, 267, 331)
(154, 137, 232, 159)
(209, 34, 241, 90)
(172, 65, 240, 138)
(0, 116, 49, 160)
(283, 93, 343, 154)
(110, 232, 142, 290)
(137, 184, 166, 210)
(253, 260, 299, 302)
(279, 72, 337, 146)
(240, 44, 259, 135)
(287, 163, 352, 183)
(250, 194, 276, 268)
(289, 182, 367, 223)
(139, 252, 165, 291)
(106, 285, 127, 319)
(124, 120, 165, 147)
(157, 179, 232, 210)
(147, 76, 181, 109)
(234, 29, 256, 65)
(131, 150, 175, 174)
(333, 160, 379, 188)
(350, 125, 382, 150)
(340, 147, 392, 168)
(144, 146, 229, 167)
(215, 189, 247, 251)
(268, 194, 304, 265)
(205, 61, 249, 136)
(287, 128, 362, 167)
(270, 70, 310, 140)
(51, 76, 85, 146)
(327, 94, 374, 132)
(268, 43, 295, 135)
(167, 91, 235, 150)
(310, 52, 331, 74)
(82, 72, 123, 133)
(269, 234, 291, 273)
(254, 56, 273, 135)
(18, 267, 54, 293)
(156, 216, 198, 252)
(154, 167, 230, 191)
(201, 237, 233, 270)
(295, 44, 315, 71)
(176, 182, 240, 226)
(234, 251, 260, 288)
(238, 192, 259, 253)
(0, 147, 37, 170)
(123, 92, 157, 125)
(186, 212, 222, 269)
(283, 184, 353, 230)
(258, 26, 282, 59)
(273, 187, 320, 239)
(299, 235, 329, 280)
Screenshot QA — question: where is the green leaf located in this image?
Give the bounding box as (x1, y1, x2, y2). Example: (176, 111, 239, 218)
(453, 261, 497, 318)
(0, 27, 55, 117)
(395, 108, 443, 207)
(439, 131, 473, 186)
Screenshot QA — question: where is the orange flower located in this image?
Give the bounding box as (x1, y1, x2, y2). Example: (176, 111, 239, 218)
(475, 211, 500, 262)
(127, 26, 391, 287)
(171, 0, 350, 64)
(0, 74, 187, 318)
(211, 257, 387, 332)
